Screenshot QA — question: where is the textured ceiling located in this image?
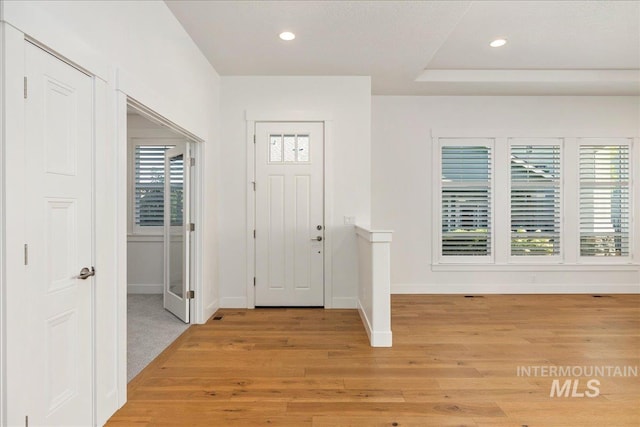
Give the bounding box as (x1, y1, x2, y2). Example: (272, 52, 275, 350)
(165, 1, 640, 95)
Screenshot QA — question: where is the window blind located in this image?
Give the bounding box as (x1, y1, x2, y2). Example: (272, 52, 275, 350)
(510, 145, 561, 256)
(441, 146, 492, 256)
(134, 145, 173, 227)
(579, 145, 630, 257)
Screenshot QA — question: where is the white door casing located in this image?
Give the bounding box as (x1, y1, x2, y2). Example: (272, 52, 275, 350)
(255, 122, 324, 306)
(164, 144, 190, 322)
(23, 41, 94, 425)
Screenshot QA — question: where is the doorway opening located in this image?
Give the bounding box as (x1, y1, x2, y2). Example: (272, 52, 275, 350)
(125, 104, 200, 381)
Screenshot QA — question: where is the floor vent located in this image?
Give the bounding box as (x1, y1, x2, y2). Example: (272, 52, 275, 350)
(592, 295, 611, 298)
(464, 295, 484, 298)
(212, 315, 224, 321)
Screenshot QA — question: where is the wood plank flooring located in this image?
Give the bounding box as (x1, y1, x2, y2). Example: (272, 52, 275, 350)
(107, 295, 640, 426)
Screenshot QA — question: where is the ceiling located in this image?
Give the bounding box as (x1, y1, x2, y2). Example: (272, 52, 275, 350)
(165, 0, 640, 95)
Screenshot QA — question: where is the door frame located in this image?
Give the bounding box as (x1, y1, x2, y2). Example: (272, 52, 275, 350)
(246, 111, 334, 308)
(123, 99, 204, 322)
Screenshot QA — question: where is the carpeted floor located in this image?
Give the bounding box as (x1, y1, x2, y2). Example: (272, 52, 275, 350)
(127, 294, 190, 381)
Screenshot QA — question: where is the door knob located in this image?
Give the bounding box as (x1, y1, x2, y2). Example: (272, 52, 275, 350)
(77, 267, 95, 280)
(311, 236, 323, 242)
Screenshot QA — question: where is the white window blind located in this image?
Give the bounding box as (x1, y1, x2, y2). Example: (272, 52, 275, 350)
(579, 145, 630, 257)
(134, 145, 173, 227)
(441, 145, 492, 256)
(510, 144, 561, 256)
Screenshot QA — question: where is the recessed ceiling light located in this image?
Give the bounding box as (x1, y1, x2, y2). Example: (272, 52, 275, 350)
(279, 31, 295, 41)
(490, 39, 507, 48)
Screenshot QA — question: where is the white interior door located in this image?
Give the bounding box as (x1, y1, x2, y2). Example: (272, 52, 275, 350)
(23, 42, 94, 425)
(163, 145, 190, 322)
(255, 122, 324, 306)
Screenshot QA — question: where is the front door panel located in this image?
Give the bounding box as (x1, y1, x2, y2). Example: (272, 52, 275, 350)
(255, 123, 324, 306)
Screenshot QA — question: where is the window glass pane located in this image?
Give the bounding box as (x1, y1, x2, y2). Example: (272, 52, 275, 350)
(269, 135, 282, 162)
(441, 146, 491, 256)
(297, 135, 309, 162)
(283, 135, 296, 162)
(134, 145, 173, 227)
(580, 145, 630, 256)
(510, 144, 561, 256)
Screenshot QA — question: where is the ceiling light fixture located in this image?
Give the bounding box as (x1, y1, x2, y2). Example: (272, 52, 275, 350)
(279, 31, 296, 41)
(490, 38, 507, 48)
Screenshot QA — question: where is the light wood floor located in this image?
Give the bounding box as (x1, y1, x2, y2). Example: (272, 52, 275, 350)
(108, 295, 640, 426)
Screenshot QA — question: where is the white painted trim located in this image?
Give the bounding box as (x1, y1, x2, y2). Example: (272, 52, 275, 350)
(355, 226, 393, 242)
(357, 300, 393, 347)
(0, 20, 7, 426)
(323, 121, 334, 308)
(93, 69, 119, 427)
(431, 264, 639, 272)
(433, 128, 640, 139)
(220, 296, 248, 309)
(114, 90, 128, 410)
(127, 284, 163, 294)
(2, 23, 26, 423)
(245, 111, 335, 309)
(392, 283, 640, 294)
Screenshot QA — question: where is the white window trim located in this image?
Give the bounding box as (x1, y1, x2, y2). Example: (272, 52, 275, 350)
(432, 130, 639, 268)
(507, 138, 564, 264)
(127, 136, 184, 236)
(434, 138, 496, 264)
(577, 138, 634, 263)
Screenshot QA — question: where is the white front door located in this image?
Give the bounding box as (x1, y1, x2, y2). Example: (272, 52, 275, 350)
(23, 42, 94, 425)
(164, 145, 190, 322)
(255, 122, 324, 306)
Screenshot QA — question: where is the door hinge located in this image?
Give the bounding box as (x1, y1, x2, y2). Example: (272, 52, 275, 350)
(252, 181, 256, 191)
(24, 244, 28, 265)
(25, 415, 28, 427)
(186, 290, 195, 299)
(253, 134, 256, 144)
(253, 229, 256, 239)
(190, 157, 195, 167)
(253, 277, 256, 287)
(188, 223, 195, 232)
(23, 77, 27, 99)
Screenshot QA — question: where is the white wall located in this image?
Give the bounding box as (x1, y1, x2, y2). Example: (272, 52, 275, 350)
(1, 1, 220, 424)
(219, 76, 371, 308)
(372, 96, 640, 293)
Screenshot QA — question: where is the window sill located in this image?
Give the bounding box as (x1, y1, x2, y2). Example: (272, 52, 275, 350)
(127, 234, 163, 243)
(431, 263, 639, 272)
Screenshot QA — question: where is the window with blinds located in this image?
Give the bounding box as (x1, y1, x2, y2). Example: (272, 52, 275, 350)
(579, 144, 630, 257)
(510, 144, 561, 256)
(441, 145, 492, 257)
(134, 145, 174, 228)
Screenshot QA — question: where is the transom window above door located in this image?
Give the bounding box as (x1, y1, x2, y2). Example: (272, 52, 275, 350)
(269, 134, 310, 163)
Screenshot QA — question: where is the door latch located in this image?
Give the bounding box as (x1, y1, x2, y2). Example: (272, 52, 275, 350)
(76, 267, 95, 280)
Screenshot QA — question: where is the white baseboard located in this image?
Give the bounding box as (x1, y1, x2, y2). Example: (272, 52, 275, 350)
(127, 283, 162, 294)
(203, 298, 219, 322)
(357, 299, 392, 347)
(331, 297, 357, 309)
(392, 283, 640, 294)
(220, 296, 248, 308)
